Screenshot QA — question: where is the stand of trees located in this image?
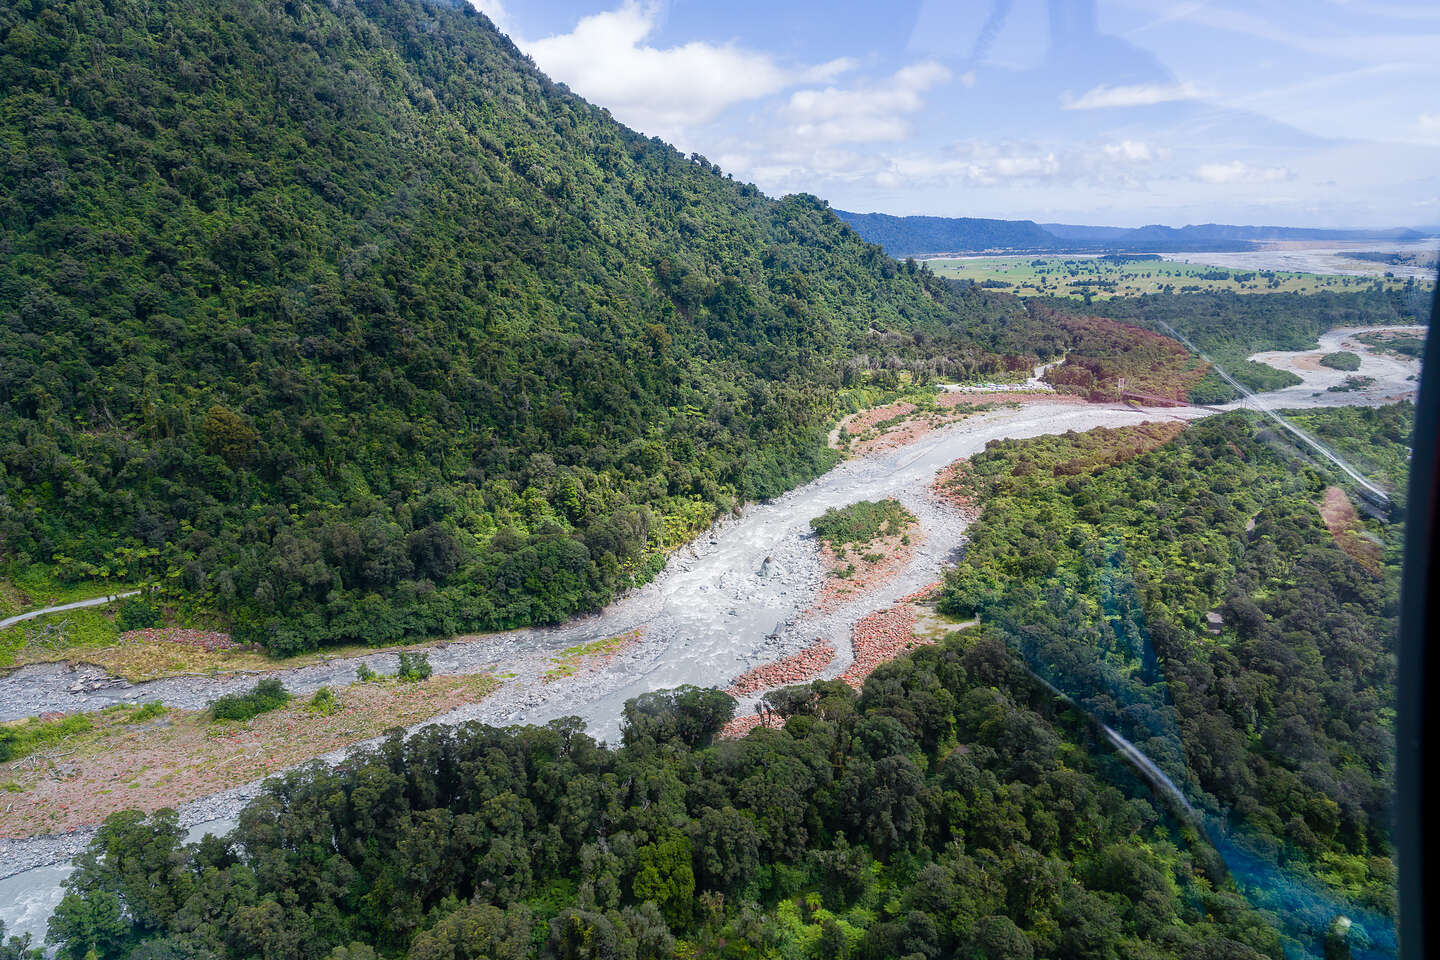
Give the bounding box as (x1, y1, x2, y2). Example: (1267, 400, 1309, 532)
(44, 639, 1289, 960)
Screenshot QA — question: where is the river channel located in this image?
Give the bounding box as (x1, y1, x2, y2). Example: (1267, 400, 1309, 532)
(0, 328, 1424, 947)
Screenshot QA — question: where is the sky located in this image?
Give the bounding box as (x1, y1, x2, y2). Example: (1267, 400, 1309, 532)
(470, 0, 1440, 229)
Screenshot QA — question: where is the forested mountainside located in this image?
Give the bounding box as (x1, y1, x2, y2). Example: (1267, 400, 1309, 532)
(939, 405, 1410, 915)
(0, 0, 1036, 653)
(38, 637, 1289, 960)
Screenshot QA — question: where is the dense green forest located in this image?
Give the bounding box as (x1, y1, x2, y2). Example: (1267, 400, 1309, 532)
(1036, 289, 1430, 401)
(939, 406, 1410, 915)
(36, 638, 1292, 960)
(0, 0, 1046, 653)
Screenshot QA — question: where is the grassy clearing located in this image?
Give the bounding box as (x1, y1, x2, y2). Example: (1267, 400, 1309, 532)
(910, 602, 977, 643)
(0, 606, 122, 670)
(926, 255, 1410, 299)
(0, 602, 459, 680)
(0, 713, 94, 761)
(543, 629, 643, 682)
(0, 672, 501, 837)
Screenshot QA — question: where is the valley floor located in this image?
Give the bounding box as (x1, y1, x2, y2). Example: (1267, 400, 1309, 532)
(0, 327, 1423, 943)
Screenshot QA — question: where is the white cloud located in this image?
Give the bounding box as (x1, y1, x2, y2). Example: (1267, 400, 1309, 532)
(736, 135, 1173, 196)
(786, 62, 951, 144)
(521, 2, 850, 145)
(1194, 161, 1294, 184)
(1103, 140, 1156, 163)
(1063, 82, 1205, 110)
(873, 142, 1065, 189)
(1416, 113, 1440, 139)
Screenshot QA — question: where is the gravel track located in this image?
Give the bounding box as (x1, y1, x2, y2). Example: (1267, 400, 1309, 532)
(0, 592, 140, 631)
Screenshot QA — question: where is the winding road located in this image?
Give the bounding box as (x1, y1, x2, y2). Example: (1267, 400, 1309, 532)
(0, 328, 1423, 944)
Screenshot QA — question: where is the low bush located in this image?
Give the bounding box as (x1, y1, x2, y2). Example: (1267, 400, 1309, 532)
(307, 687, 341, 716)
(396, 652, 432, 682)
(0, 713, 93, 762)
(210, 678, 290, 721)
(128, 702, 168, 723)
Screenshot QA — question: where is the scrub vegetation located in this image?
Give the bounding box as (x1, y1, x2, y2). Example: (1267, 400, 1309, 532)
(1319, 352, 1362, 371)
(939, 405, 1410, 912)
(809, 500, 916, 553)
(1055, 289, 1429, 402)
(208, 678, 291, 722)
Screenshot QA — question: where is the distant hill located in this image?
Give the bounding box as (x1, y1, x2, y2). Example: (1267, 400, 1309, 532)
(837, 210, 1433, 256)
(832, 212, 1058, 257)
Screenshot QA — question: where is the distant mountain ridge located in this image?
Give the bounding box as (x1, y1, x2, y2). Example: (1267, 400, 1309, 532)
(829, 212, 1057, 257)
(835, 210, 1433, 257)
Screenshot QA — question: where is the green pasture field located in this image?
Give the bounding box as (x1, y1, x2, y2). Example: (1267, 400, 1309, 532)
(925, 255, 1412, 299)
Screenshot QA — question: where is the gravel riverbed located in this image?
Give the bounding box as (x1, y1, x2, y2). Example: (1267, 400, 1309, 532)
(0, 329, 1423, 906)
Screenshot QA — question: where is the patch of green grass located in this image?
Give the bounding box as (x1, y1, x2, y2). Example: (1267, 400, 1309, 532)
(0, 562, 142, 618)
(543, 630, 641, 682)
(0, 607, 122, 670)
(0, 713, 94, 762)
